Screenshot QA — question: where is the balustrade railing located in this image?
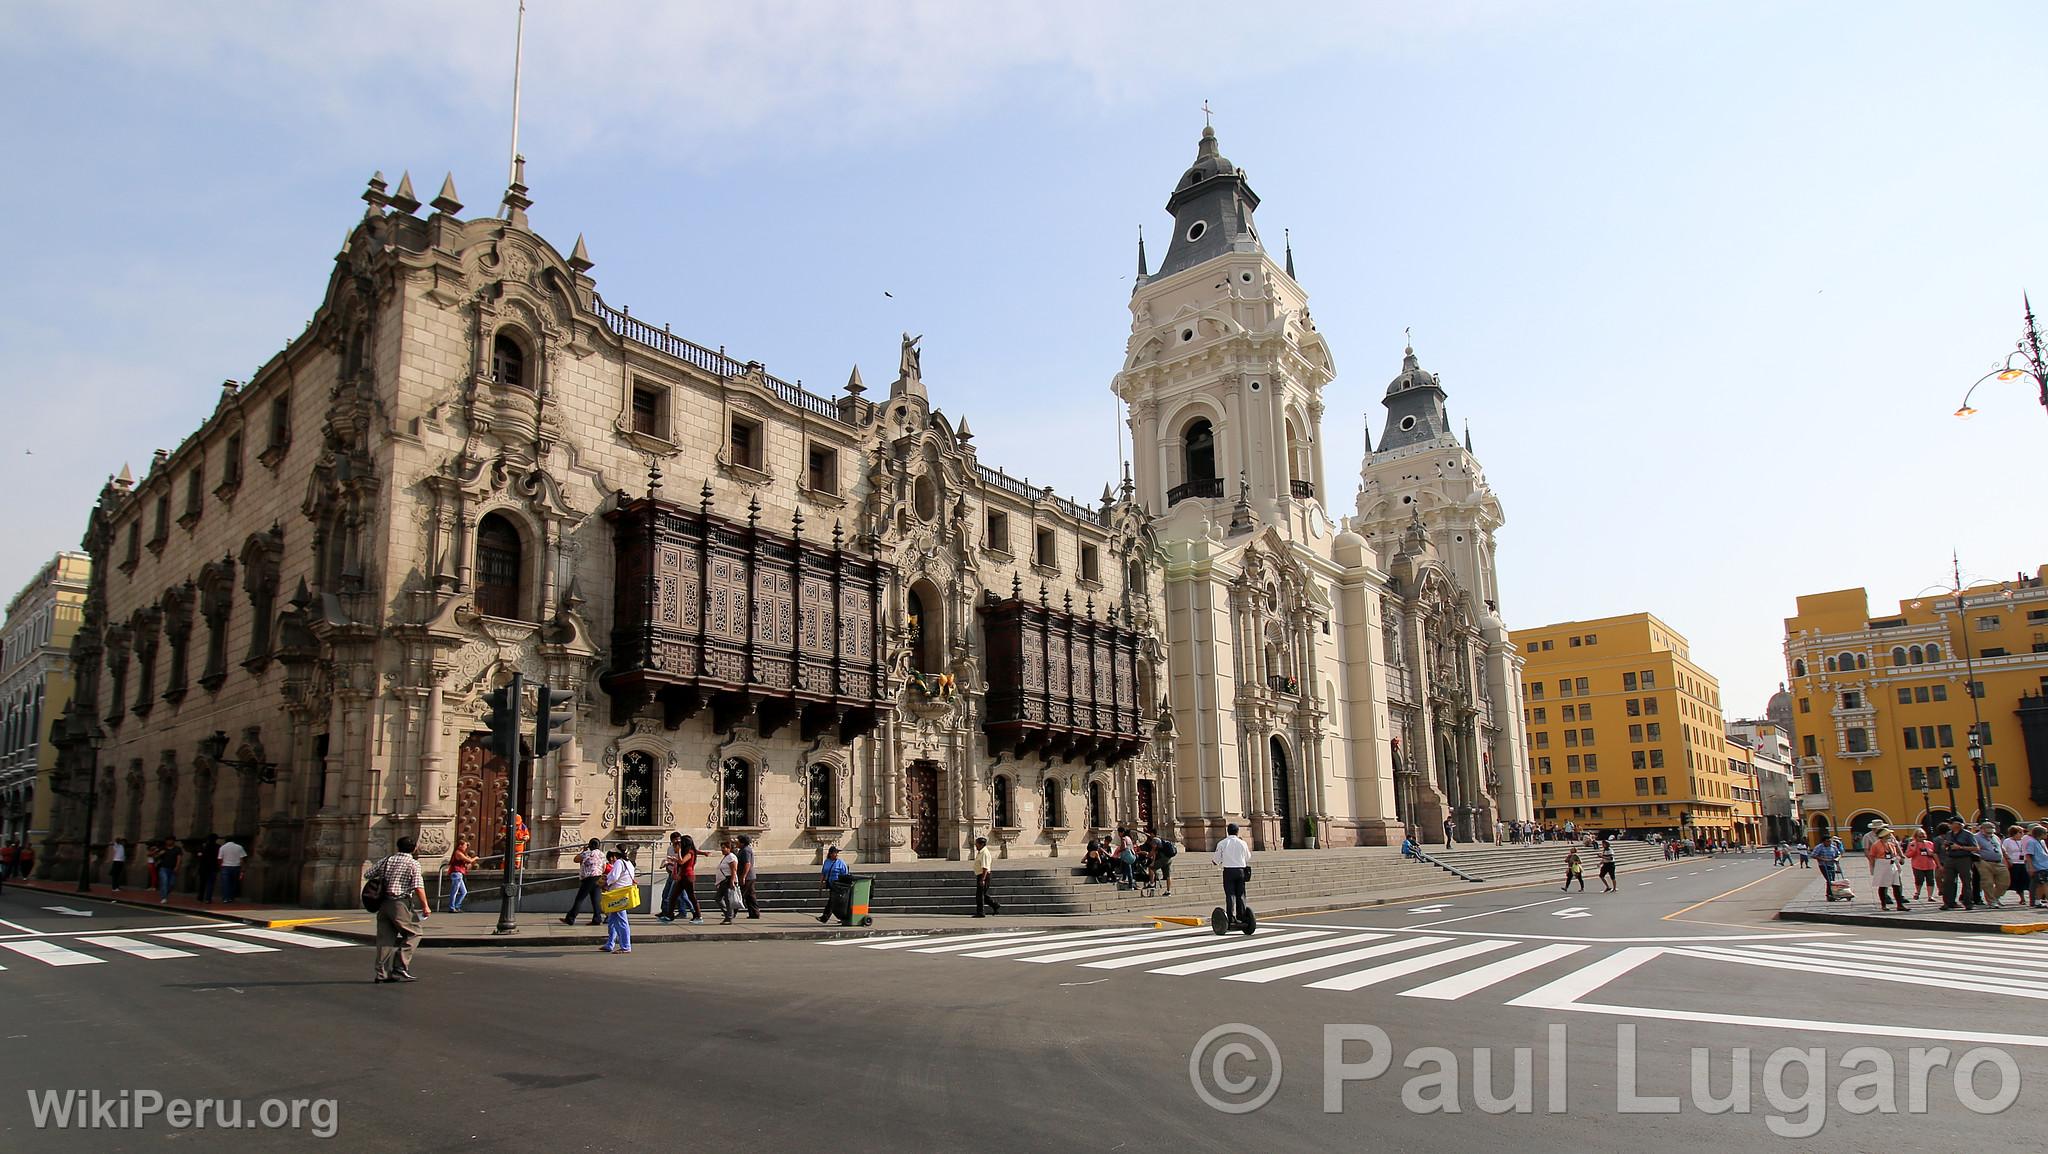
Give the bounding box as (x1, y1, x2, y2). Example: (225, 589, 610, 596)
(593, 296, 847, 424)
(1166, 476, 1224, 506)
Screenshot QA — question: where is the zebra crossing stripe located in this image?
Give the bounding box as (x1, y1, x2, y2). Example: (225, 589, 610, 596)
(1853, 938, 2048, 968)
(1076, 930, 1332, 971)
(960, 928, 1190, 959)
(1789, 940, 2048, 977)
(1734, 942, 2048, 992)
(79, 935, 197, 960)
(156, 932, 277, 955)
(1146, 933, 1390, 977)
(858, 931, 1045, 951)
(1671, 944, 2048, 1001)
(223, 927, 353, 948)
(906, 933, 1073, 954)
(1305, 939, 1515, 992)
(817, 934, 931, 947)
(0, 939, 104, 967)
(1507, 946, 1666, 1008)
(1019, 930, 1230, 964)
(1224, 936, 1451, 984)
(1398, 942, 1590, 1001)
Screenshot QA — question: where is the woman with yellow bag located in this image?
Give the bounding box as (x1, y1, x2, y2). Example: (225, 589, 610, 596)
(599, 849, 638, 954)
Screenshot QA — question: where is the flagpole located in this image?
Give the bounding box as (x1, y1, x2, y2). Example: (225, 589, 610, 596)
(507, 0, 527, 195)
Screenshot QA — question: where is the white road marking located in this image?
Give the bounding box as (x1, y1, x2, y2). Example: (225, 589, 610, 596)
(1148, 933, 1388, 976)
(1551, 907, 1592, 919)
(1507, 945, 1665, 1007)
(0, 939, 104, 967)
(0, 916, 38, 934)
(959, 928, 1190, 959)
(155, 932, 277, 955)
(899, 933, 1060, 954)
(1405, 896, 1572, 929)
(856, 931, 1043, 951)
(79, 935, 195, 960)
(1400, 942, 1590, 1001)
(1225, 936, 1450, 984)
(42, 907, 93, 917)
(1407, 904, 1452, 914)
(1671, 944, 2048, 1001)
(1021, 931, 1243, 965)
(1077, 930, 1331, 970)
(1306, 939, 1515, 992)
(223, 927, 352, 948)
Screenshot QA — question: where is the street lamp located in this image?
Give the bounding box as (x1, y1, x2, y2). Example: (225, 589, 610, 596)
(1956, 294, 2048, 419)
(1940, 752, 1960, 820)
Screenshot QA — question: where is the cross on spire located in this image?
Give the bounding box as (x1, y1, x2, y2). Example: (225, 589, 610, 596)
(1202, 99, 1213, 128)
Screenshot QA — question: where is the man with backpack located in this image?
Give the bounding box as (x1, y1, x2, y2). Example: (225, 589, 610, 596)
(1147, 832, 1177, 897)
(561, 838, 606, 926)
(366, 835, 430, 983)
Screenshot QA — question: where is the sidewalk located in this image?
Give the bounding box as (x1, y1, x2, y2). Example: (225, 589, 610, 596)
(2, 876, 340, 929)
(1776, 873, 2048, 934)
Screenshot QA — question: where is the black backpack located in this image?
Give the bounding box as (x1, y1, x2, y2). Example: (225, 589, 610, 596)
(1156, 840, 1177, 860)
(360, 861, 387, 912)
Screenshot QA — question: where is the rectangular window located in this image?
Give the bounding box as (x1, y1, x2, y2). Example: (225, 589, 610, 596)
(1080, 543, 1099, 583)
(1625, 698, 1640, 717)
(269, 394, 291, 452)
(1908, 767, 1928, 791)
(151, 495, 170, 543)
(631, 383, 665, 437)
(1526, 642, 1539, 654)
(1623, 672, 1638, 692)
(1558, 679, 1573, 698)
(1567, 754, 1581, 771)
(1966, 681, 1984, 699)
(1569, 635, 1581, 647)
(1918, 724, 1934, 748)
(1575, 677, 1589, 695)
(1539, 782, 1553, 799)
(1975, 615, 2002, 631)
(728, 417, 762, 470)
(1973, 721, 1993, 746)
(1534, 732, 1550, 749)
(1536, 757, 1551, 773)
(1629, 724, 1643, 742)
(1531, 707, 1547, 724)
(1645, 723, 1662, 741)
(1980, 647, 2009, 658)
(1802, 734, 1817, 757)
(805, 444, 838, 495)
(1650, 749, 1666, 769)
(1641, 670, 1657, 689)
(1903, 728, 1920, 750)
(183, 470, 202, 520)
(1542, 640, 1554, 651)
(1851, 769, 1874, 793)
(1799, 697, 1811, 713)
(1569, 781, 1583, 799)
(1632, 750, 1647, 770)
(986, 510, 1010, 555)
(1898, 687, 1913, 705)
(1937, 724, 1954, 748)
(1562, 704, 1576, 722)
(1586, 781, 1600, 798)
(1580, 728, 1595, 744)
(1635, 776, 1649, 796)
(1035, 527, 1057, 569)
(222, 433, 243, 488)
(1563, 729, 1578, 748)
(1530, 683, 1545, 701)
(1643, 696, 1659, 715)
(1842, 690, 1862, 710)
(124, 522, 140, 566)
(1652, 776, 1668, 796)
(1577, 702, 1592, 721)
(1585, 633, 1596, 645)
(1584, 753, 1598, 771)
(1845, 728, 1870, 753)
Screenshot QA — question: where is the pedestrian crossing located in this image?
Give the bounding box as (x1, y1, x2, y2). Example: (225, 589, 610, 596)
(0, 926, 352, 971)
(820, 923, 2048, 1010)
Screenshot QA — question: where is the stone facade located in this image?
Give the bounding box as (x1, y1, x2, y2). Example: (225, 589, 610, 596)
(49, 132, 1529, 904)
(0, 551, 88, 864)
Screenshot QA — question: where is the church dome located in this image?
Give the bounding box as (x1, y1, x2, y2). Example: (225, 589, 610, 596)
(1765, 684, 1794, 727)
(1177, 125, 1235, 192)
(1384, 345, 1440, 398)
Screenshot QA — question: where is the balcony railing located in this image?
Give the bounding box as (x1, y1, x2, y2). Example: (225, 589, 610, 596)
(1289, 479, 1315, 499)
(594, 296, 848, 425)
(973, 463, 1102, 524)
(1268, 674, 1299, 696)
(1167, 476, 1224, 507)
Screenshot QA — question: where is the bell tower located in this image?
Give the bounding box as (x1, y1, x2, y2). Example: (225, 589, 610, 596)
(1112, 125, 1336, 543)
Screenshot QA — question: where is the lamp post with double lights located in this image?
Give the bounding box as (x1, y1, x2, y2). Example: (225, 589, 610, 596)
(1956, 294, 2048, 421)
(1940, 752, 1961, 821)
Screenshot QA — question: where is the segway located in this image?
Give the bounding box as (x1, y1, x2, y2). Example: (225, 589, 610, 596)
(1210, 902, 1257, 936)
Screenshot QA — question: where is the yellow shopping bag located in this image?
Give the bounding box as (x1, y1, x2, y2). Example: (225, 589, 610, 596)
(599, 885, 641, 915)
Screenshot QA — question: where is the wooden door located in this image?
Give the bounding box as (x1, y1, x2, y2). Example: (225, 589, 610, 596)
(1136, 779, 1156, 833)
(908, 761, 940, 858)
(456, 735, 528, 861)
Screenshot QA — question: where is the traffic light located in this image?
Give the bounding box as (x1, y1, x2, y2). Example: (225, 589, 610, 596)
(485, 676, 523, 767)
(535, 683, 575, 758)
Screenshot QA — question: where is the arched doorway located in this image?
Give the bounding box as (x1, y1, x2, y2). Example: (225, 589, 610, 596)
(1991, 806, 2022, 832)
(1920, 808, 1957, 834)
(1847, 811, 1887, 849)
(1808, 814, 1832, 846)
(1270, 735, 1296, 849)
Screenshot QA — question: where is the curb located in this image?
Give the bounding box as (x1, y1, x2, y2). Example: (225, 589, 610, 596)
(0, 880, 327, 930)
(1775, 905, 2048, 935)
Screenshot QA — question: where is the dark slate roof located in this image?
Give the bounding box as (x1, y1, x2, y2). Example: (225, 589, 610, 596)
(1154, 126, 1264, 279)
(1375, 345, 1452, 453)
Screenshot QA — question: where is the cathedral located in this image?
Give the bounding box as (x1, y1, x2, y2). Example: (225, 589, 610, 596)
(46, 127, 1527, 906)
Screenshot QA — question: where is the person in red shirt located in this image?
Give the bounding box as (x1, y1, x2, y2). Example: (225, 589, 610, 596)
(1905, 830, 1939, 903)
(0, 840, 17, 889)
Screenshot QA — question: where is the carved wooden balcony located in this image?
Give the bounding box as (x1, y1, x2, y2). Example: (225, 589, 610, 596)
(602, 495, 892, 743)
(980, 595, 1148, 767)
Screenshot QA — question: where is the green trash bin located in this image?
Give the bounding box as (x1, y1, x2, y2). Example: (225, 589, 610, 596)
(844, 874, 874, 926)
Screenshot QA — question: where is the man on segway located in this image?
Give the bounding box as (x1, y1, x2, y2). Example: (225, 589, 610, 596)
(1211, 822, 1255, 935)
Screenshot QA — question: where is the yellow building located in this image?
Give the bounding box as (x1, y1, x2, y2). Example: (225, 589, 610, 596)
(0, 552, 90, 863)
(1510, 613, 1755, 843)
(1784, 565, 2048, 845)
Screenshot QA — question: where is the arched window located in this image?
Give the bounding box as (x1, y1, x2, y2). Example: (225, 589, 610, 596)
(1926, 644, 1942, 662)
(1909, 645, 1924, 665)
(474, 513, 525, 620)
(1042, 779, 1061, 829)
(1792, 659, 1807, 678)
(992, 774, 1014, 828)
(619, 751, 655, 827)
(1836, 652, 1855, 671)
(807, 763, 834, 828)
(1855, 654, 1867, 670)
(491, 332, 527, 388)
(720, 757, 754, 828)
(1825, 656, 1837, 673)
(1891, 647, 1907, 667)
(1184, 417, 1218, 485)
(906, 583, 943, 674)
(1087, 780, 1106, 829)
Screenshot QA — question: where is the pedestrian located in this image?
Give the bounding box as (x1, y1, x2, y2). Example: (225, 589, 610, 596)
(1116, 828, 1138, 890)
(715, 838, 741, 924)
(155, 838, 183, 903)
(1597, 841, 1617, 892)
(1905, 829, 1938, 903)
(1562, 847, 1585, 892)
(973, 836, 1001, 917)
(446, 839, 477, 912)
(1936, 821, 1978, 909)
(817, 845, 851, 924)
(2002, 825, 2033, 907)
(1212, 822, 1252, 925)
(2027, 825, 2048, 909)
(1868, 829, 1909, 911)
(562, 838, 606, 926)
(1973, 823, 2009, 908)
(369, 834, 430, 982)
(1149, 832, 1176, 897)
(659, 832, 696, 923)
(598, 849, 635, 954)
(216, 835, 248, 903)
(1442, 816, 1455, 848)
(737, 834, 760, 919)
(17, 840, 34, 881)
(195, 834, 220, 903)
(109, 837, 129, 891)
(0, 839, 17, 886)
(145, 841, 161, 895)
(1814, 837, 1842, 896)
(675, 834, 702, 923)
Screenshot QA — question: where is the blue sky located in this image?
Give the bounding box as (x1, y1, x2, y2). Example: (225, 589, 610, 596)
(2, 1, 2044, 716)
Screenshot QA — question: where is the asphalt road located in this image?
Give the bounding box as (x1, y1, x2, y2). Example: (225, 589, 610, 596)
(2, 855, 2042, 1152)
